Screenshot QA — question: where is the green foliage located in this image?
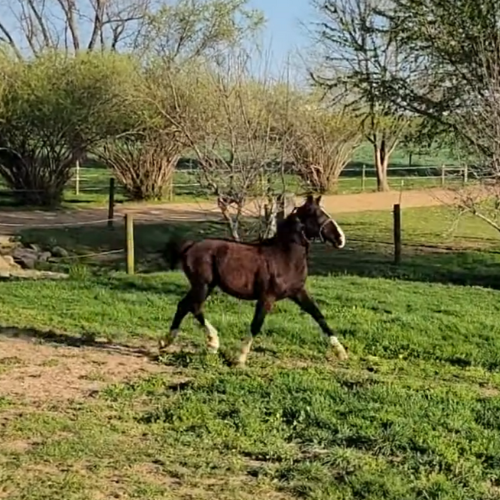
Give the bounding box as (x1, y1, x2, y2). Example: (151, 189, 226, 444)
(0, 51, 141, 206)
(134, 0, 265, 62)
(320, 0, 500, 169)
(96, 61, 190, 202)
(287, 96, 362, 193)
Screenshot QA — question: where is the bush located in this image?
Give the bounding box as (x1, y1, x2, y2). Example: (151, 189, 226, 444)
(97, 61, 203, 201)
(287, 97, 362, 193)
(0, 51, 140, 206)
(100, 133, 181, 201)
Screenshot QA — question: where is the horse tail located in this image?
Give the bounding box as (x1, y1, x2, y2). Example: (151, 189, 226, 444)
(163, 238, 195, 270)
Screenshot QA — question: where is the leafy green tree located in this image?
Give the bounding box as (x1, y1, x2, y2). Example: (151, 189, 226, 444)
(0, 52, 139, 206)
(309, 0, 409, 191)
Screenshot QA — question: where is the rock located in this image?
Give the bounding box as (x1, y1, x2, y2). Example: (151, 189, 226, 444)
(51, 246, 69, 258)
(28, 243, 42, 252)
(12, 248, 39, 269)
(0, 269, 69, 280)
(0, 255, 21, 271)
(0, 235, 19, 249)
(38, 251, 52, 263)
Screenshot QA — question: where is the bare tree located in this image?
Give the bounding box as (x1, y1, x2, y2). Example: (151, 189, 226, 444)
(151, 52, 295, 240)
(0, 0, 150, 55)
(287, 98, 362, 193)
(0, 0, 264, 60)
(98, 132, 182, 201)
(309, 0, 410, 191)
(440, 38, 500, 233)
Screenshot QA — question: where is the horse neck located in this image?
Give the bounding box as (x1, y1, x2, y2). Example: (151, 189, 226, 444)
(274, 232, 309, 255)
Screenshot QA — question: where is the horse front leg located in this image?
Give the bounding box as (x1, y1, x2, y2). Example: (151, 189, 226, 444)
(290, 288, 348, 360)
(235, 297, 274, 367)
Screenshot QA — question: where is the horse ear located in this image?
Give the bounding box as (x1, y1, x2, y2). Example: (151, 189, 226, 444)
(305, 194, 314, 204)
(315, 195, 322, 204)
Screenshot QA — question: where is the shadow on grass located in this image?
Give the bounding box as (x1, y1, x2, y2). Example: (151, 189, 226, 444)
(0, 325, 157, 359)
(95, 276, 188, 299)
(17, 217, 500, 290)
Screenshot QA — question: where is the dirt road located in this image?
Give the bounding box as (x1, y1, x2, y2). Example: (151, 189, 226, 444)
(0, 188, 456, 233)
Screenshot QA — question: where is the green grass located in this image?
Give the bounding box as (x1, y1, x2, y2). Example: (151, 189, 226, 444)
(2, 206, 500, 499)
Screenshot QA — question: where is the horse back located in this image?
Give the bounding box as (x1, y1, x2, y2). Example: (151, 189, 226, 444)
(181, 238, 308, 300)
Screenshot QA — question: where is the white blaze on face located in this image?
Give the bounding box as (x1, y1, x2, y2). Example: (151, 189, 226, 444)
(320, 207, 346, 248)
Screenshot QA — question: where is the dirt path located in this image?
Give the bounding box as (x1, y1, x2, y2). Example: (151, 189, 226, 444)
(0, 188, 456, 233)
(0, 332, 165, 402)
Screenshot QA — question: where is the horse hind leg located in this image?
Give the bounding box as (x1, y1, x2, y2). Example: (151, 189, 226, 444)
(159, 284, 219, 354)
(192, 285, 219, 353)
(159, 290, 193, 352)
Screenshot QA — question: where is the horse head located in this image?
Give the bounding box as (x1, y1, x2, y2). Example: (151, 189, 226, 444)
(291, 194, 345, 249)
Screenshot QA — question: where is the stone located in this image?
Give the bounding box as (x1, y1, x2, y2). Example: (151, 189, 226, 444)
(51, 246, 69, 258)
(0, 269, 68, 280)
(28, 243, 42, 252)
(12, 248, 39, 269)
(0, 235, 18, 249)
(38, 251, 53, 263)
(0, 255, 21, 271)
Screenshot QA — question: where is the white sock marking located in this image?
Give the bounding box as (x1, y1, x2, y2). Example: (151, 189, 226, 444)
(329, 335, 348, 360)
(237, 336, 253, 365)
(205, 320, 219, 352)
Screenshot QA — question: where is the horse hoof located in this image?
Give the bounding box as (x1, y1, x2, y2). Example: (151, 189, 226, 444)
(158, 338, 174, 353)
(230, 358, 246, 369)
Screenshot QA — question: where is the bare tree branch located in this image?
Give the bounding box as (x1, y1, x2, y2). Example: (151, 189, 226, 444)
(309, 0, 411, 191)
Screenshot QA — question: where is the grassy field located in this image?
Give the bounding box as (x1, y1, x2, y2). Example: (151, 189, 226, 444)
(0, 143, 466, 209)
(2, 206, 500, 499)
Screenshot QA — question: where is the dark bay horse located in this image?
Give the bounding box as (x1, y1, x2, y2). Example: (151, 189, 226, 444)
(160, 195, 348, 366)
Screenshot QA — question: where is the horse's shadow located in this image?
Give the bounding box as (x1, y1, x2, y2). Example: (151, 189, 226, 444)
(0, 325, 157, 361)
(98, 278, 188, 298)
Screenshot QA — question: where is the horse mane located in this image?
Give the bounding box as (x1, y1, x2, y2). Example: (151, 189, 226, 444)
(259, 213, 307, 247)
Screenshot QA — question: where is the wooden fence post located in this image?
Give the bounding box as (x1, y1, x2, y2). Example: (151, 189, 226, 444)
(441, 165, 446, 187)
(463, 164, 468, 184)
(125, 213, 134, 275)
(361, 164, 366, 191)
(108, 178, 115, 228)
(393, 204, 402, 265)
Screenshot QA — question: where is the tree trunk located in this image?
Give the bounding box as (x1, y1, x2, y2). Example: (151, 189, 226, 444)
(374, 140, 390, 192)
(217, 196, 241, 241)
(262, 196, 278, 239)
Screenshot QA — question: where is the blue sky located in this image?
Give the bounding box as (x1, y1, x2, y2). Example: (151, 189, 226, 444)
(248, 0, 313, 68)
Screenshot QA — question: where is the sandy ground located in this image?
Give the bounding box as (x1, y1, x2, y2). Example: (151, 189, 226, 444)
(0, 331, 165, 402)
(0, 188, 457, 233)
